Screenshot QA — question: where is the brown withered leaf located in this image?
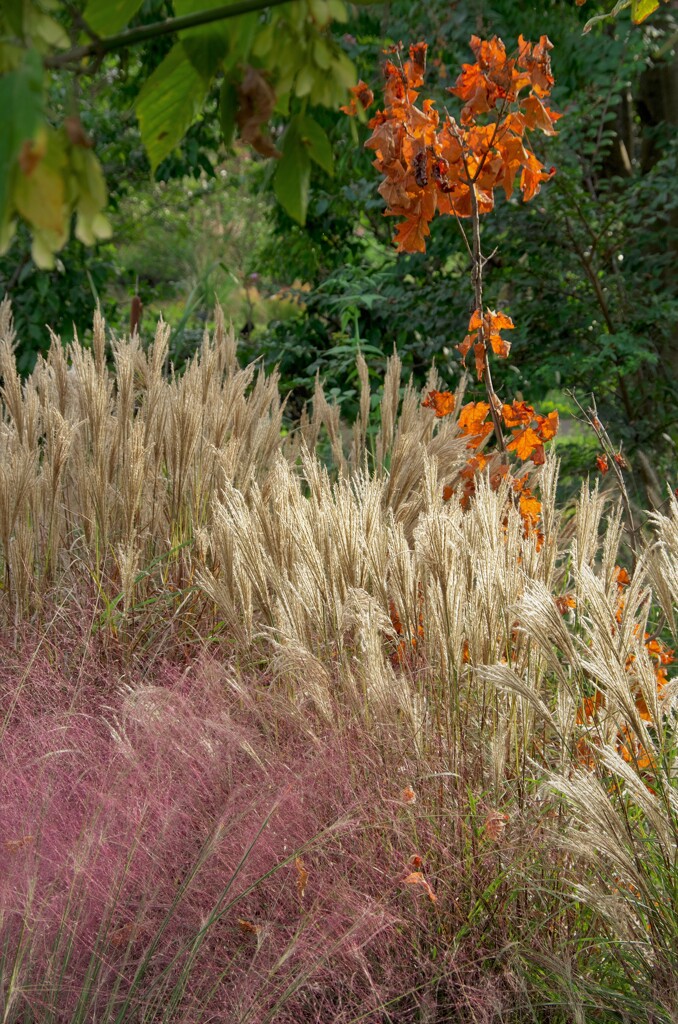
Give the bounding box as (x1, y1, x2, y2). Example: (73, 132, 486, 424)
(64, 116, 93, 148)
(18, 139, 45, 176)
(237, 67, 280, 158)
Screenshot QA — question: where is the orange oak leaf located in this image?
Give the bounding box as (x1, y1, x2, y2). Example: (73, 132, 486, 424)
(484, 309, 514, 333)
(402, 871, 437, 903)
(393, 213, 431, 253)
(615, 566, 631, 588)
(507, 425, 542, 461)
(503, 400, 535, 427)
(530, 443, 546, 465)
(536, 409, 559, 441)
(519, 489, 541, 525)
(383, 60, 408, 106)
(389, 600, 404, 636)
(521, 94, 560, 135)
(520, 150, 554, 202)
(474, 340, 487, 379)
(577, 690, 605, 724)
(517, 34, 555, 97)
(458, 401, 493, 448)
(422, 390, 455, 417)
(457, 333, 473, 364)
(405, 41, 428, 88)
(340, 80, 375, 116)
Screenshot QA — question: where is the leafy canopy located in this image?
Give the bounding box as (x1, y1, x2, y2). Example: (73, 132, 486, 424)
(0, 0, 380, 268)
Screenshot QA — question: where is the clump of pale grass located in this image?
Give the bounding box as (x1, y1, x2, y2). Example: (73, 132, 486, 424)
(2, 303, 678, 1020)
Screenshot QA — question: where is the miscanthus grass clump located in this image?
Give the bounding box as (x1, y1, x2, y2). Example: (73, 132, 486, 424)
(1, 302, 677, 1023)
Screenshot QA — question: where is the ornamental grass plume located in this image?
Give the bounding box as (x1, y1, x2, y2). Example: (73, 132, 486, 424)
(1, 298, 678, 1019)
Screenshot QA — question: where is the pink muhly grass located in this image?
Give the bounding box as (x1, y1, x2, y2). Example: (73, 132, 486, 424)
(0, 633, 545, 1023)
(0, 646, 403, 1022)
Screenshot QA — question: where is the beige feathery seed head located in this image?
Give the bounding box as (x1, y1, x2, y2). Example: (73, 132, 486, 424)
(647, 494, 678, 633)
(0, 308, 675, 852)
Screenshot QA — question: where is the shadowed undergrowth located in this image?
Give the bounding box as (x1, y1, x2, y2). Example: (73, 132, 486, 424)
(1, 304, 678, 1022)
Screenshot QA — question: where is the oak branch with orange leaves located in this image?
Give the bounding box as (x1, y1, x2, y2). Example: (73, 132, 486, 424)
(362, 35, 559, 254)
(346, 34, 560, 544)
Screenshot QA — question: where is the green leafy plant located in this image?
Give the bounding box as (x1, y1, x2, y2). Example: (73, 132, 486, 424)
(0, 0, 382, 267)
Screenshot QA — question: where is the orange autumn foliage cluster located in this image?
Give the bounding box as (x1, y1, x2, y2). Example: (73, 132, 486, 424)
(425, 395, 557, 543)
(371, 35, 561, 644)
(459, 307, 514, 380)
(363, 36, 559, 254)
(356, 35, 561, 545)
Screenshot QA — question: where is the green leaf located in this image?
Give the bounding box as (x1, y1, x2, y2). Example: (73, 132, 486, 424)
(3, 0, 25, 35)
(274, 120, 310, 225)
(179, 33, 228, 77)
(30, 11, 69, 48)
(219, 78, 238, 148)
(298, 115, 333, 176)
(135, 43, 210, 174)
(174, 0, 230, 75)
(223, 13, 258, 74)
(631, 0, 660, 21)
(0, 48, 43, 224)
(83, 0, 145, 36)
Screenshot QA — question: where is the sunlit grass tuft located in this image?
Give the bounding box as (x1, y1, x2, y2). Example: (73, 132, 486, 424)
(1, 305, 677, 1022)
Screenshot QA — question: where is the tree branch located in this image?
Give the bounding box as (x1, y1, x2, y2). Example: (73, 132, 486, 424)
(43, 0, 294, 71)
(469, 181, 506, 455)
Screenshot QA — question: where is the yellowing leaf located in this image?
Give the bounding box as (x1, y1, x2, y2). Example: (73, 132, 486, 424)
(632, 0, 660, 21)
(0, 49, 43, 224)
(13, 127, 66, 235)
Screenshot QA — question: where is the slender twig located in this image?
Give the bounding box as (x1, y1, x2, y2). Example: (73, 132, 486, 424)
(43, 0, 294, 71)
(448, 116, 506, 453)
(468, 180, 506, 454)
(567, 388, 639, 562)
